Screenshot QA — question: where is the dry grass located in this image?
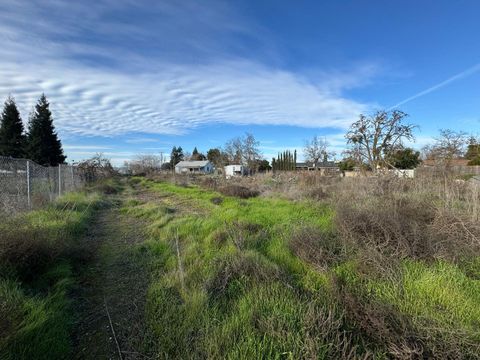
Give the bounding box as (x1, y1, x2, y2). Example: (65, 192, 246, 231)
(333, 176, 480, 264)
(217, 184, 260, 199)
(289, 226, 345, 271)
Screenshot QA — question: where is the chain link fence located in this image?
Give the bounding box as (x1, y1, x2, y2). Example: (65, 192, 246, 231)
(0, 156, 85, 213)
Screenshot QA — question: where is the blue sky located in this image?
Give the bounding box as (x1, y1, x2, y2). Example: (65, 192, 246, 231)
(1, 0, 479, 164)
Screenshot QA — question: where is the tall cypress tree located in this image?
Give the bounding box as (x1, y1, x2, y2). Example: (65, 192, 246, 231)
(0, 96, 26, 158)
(27, 94, 66, 166)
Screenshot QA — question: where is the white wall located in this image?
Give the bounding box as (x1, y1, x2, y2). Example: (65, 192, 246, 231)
(391, 169, 415, 178)
(224, 165, 243, 176)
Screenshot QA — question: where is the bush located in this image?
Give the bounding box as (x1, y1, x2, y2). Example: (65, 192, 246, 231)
(333, 178, 480, 264)
(0, 219, 58, 281)
(218, 185, 259, 199)
(289, 227, 345, 270)
(206, 251, 282, 299)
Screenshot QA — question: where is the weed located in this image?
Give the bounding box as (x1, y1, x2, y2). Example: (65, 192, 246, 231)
(0, 192, 102, 359)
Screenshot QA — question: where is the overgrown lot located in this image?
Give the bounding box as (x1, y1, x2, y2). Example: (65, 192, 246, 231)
(1, 174, 478, 359)
(0, 192, 103, 360)
(127, 175, 480, 359)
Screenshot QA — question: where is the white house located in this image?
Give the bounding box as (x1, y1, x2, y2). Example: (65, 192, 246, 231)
(224, 164, 245, 177)
(175, 160, 214, 174)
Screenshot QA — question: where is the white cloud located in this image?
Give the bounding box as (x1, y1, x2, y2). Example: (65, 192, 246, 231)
(125, 137, 164, 144)
(2, 60, 373, 137)
(0, 0, 376, 139)
(63, 145, 112, 150)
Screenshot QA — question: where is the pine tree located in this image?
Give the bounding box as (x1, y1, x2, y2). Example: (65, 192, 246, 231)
(170, 146, 184, 166)
(0, 96, 26, 158)
(27, 94, 66, 166)
(191, 146, 206, 160)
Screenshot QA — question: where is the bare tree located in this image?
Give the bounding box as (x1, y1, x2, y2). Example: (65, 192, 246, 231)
(77, 154, 116, 182)
(243, 133, 261, 171)
(224, 133, 262, 172)
(303, 136, 333, 164)
(345, 110, 416, 172)
(224, 137, 243, 164)
(125, 154, 162, 175)
(423, 129, 468, 165)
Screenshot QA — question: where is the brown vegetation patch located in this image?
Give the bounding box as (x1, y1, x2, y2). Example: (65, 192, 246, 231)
(0, 219, 60, 281)
(218, 185, 259, 199)
(206, 252, 281, 299)
(334, 189, 480, 263)
(289, 227, 345, 270)
(333, 276, 426, 359)
(224, 221, 269, 250)
(210, 196, 223, 205)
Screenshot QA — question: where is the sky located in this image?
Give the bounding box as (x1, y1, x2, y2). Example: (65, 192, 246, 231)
(1, 0, 479, 165)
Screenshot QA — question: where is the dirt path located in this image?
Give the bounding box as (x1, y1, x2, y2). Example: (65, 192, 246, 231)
(71, 195, 153, 360)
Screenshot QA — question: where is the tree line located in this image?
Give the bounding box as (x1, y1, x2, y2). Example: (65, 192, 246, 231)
(131, 109, 479, 175)
(343, 110, 479, 171)
(162, 133, 270, 173)
(0, 95, 66, 166)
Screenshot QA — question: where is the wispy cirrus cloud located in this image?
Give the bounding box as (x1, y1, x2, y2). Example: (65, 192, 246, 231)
(0, 0, 377, 140)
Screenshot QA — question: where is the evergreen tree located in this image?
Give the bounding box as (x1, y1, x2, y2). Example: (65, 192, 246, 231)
(0, 96, 26, 158)
(170, 146, 184, 166)
(192, 146, 199, 157)
(191, 146, 206, 160)
(27, 94, 66, 166)
(465, 137, 480, 165)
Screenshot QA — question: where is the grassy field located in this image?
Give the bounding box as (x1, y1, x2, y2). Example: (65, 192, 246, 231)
(1, 175, 479, 359)
(0, 191, 104, 360)
(125, 176, 480, 359)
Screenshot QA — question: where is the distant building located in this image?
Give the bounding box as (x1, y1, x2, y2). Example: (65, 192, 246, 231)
(295, 161, 339, 175)
(224, 164, 245, 177)
(391, 169, 415, 178)
(175, 160, 214, 174)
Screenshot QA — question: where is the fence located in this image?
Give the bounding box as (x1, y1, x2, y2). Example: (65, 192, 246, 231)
(416, 165, 480, 177)
(0, 156, 85, 213)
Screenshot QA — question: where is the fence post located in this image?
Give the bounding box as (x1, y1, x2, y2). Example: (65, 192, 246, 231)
(58, 165, 62, 196)
(26, 160, 31, 209)
(71, 166, 75, 190)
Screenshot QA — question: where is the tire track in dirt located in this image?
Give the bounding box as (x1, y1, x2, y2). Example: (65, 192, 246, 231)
(71, 195, 153, 360)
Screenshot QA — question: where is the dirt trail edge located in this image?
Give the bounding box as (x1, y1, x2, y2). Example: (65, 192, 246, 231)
(72, 194, 153, 360)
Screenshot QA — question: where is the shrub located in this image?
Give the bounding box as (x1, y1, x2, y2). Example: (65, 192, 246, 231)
(218, 185, 259, 199)
(206, 251, 282, 299)
(289, 227, 345, 270)
(0, 217, 61, 281)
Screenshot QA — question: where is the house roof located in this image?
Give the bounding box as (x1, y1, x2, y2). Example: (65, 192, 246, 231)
(175, 160, 211, 168)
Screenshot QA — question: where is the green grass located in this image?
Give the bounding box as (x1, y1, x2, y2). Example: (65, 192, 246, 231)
(124, 179, 347, 358)
(0, 192, 102, 360)
(126, 178, 480, 358)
